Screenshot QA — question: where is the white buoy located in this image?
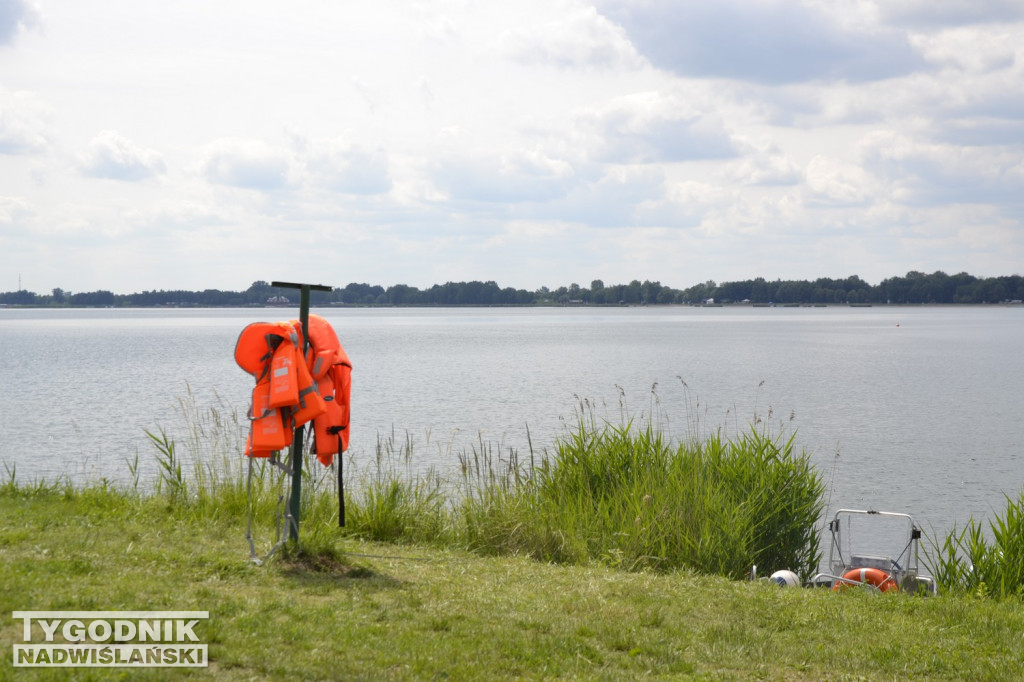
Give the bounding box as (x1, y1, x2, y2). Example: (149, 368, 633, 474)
(770, 570, 800, 587)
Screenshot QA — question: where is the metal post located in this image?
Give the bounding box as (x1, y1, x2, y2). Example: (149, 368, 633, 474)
(271, 281, 331, 542)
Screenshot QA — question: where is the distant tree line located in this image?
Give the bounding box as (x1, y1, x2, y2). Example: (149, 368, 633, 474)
(2, 271, 1022, 307)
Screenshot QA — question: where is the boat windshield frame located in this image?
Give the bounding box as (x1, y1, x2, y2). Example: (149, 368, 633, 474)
(812, 508, 936, 594)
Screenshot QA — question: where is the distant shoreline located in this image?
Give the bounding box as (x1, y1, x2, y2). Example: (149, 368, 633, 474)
(4, 271, 1022, 307)
(3, 301, 1021, 310)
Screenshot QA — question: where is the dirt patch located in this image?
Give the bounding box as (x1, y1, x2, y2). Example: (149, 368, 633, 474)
(281, 547, 376, 578)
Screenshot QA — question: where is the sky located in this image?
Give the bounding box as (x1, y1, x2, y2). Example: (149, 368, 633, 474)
(1, 0, 1023, 295)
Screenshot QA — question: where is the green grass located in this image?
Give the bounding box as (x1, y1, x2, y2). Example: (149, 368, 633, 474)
(5, 392, 1024, 678)
(4, 484, 1024, 680)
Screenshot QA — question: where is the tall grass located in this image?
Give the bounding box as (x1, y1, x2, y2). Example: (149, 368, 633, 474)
(343, 429, 450, 544)
(127, 388, 341, 561)
(926, 492, 1024, 598)
(458, 415, 823, 579)
(99, 390, 825, 582)
(137, 388, 282, 524)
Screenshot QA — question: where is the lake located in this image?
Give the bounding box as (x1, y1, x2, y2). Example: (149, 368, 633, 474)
(1, 304, 1021, 537)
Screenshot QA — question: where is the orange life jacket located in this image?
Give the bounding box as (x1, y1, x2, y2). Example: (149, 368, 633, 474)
(268, 341, 300, 408)
(289, 354, 327, 429)
(234, 321, 292, 367)
(293, 314, 352, 467)
(235, 314, 350, 464)
(245, 377, 293, 455)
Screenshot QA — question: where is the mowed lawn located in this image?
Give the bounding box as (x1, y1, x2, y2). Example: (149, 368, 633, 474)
(3, 486, 1024, 680)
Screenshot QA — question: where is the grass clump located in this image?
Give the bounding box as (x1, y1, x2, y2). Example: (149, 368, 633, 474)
(343, 430, 450, 545)
(927, 491, 1024, 598)
(459, 416, 824, 579)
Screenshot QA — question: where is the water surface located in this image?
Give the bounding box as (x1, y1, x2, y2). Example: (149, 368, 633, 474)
(1, 305, 1021, 536)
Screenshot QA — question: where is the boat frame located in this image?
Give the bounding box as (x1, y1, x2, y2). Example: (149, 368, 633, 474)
(809, 508, 937, 594)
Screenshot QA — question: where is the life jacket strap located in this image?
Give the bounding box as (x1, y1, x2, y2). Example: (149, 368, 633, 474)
(337, 438, 345, 528)
(255, 332, 288, 384)
(297, 383, 318, 406)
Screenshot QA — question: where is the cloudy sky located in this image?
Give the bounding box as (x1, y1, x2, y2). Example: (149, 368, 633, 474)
(1, 0, 1022, 294)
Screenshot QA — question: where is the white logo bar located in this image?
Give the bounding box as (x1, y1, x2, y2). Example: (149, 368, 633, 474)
(13, 611, 209, 619)
(12, 611, 210, 668)
(14, 644, 208, 667)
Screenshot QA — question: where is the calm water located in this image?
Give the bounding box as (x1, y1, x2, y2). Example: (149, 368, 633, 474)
(1, 305, 1022, 536)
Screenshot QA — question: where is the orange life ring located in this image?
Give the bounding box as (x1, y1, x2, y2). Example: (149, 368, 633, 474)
(833, 567, 899, 592)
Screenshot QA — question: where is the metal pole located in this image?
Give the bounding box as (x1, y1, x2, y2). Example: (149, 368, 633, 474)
(271, 281, 331, 543)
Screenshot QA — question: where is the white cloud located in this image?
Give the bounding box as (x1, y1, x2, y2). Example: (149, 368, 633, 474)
(298, 135, 392, 195)
(911, 27, 1018, 73)
(78, 131, 166, 181)
(636, 179, 733, 229)
(596, 0, 926, 84)
(0, 195, 30, 226)
(431, 147, 576, 204)
(585, 91, 737, 163)
(547, 164, 667, 227)
(878, 0, 1024, 27)
(417, 12, 458, 45)
(1, 1, 1022, 293)
(0, 0, 38, 45)
(724, 142, 803, 186)
(803, 156, 877, 207)
(127, 200, 230, 235)
(500, 3, 643, 69)
(0, 90, 50, 154)
(859, 130, 1024, 208)
(199, 139, 291, 191)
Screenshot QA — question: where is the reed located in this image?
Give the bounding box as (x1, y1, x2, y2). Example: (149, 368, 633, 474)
(128, 392, 824, 581)
(926, 492, 1024, 598)
(342, 429, 450, 544)
(456, 416, 824, 579)
(144, 427, 186, 502)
